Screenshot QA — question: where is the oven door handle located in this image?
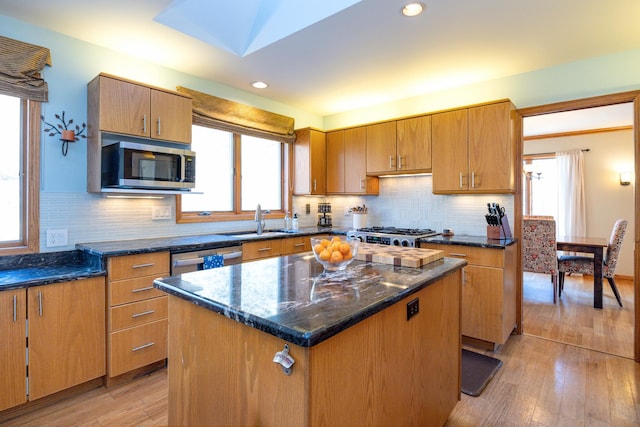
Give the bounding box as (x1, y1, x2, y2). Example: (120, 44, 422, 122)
(172, 251, 243, 268)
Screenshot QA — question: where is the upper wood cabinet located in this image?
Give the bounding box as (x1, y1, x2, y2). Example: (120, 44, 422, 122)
(293, 128, 326, 195)
(366, 117, 432, 175)
(88, 73, 192, 144)
(432, 100, 516, 194)
(327, 128, 379, 195)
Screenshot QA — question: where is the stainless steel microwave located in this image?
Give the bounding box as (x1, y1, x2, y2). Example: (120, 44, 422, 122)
(101, 141, 196, 191)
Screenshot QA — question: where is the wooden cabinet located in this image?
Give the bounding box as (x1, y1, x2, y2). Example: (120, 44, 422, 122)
(28, 278, 106, 401)
(327, 128, 379, 194)
(242, 239, 283, 261)
(367, 117, 432, 175)
(281, 236, 311, 255)
(421, 242, 517, 347)
(0, 289, 27, 411)
(107, 252, 169, 380)
(88, 73, 192, 143)
(366, 121, 397, 174)
(432, 101, 516, 194)
(293, 128, 326, 195)
(0, 279, 105, 410)
(86, 73, 193, 192)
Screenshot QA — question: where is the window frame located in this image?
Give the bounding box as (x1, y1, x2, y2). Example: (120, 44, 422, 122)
(0, 98, 40, 254)
(176, 127, 291, 224)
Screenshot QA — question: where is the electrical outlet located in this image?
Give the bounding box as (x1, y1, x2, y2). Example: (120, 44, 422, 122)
(152, 206, 172, 220)
(407, 298, 419, 320)
(46, 229, 68, 248)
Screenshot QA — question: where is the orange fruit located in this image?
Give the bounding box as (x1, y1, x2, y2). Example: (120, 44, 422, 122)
(330, 250, 344, 263)
(319, 249, 331, 261)
(343, 252, 353, 261)
(339, 242, 351, 255)
(331, 236, 342, 244)
(313, 243, 325, 254)
(320, 238, 331, 248)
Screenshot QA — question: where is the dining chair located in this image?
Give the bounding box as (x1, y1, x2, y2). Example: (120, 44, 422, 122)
(558, 219, 627, 307)
(522, 217, 558, 303)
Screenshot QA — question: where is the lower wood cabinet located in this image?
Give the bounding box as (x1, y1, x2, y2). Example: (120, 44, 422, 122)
(107, 252, 169, 381)
(421, 242, 517, 347)
(242, 239, 283, 261)
(0, 278, 106, 411)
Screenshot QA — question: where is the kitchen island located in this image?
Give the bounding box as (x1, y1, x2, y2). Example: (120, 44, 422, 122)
(154, 252, 466, 427)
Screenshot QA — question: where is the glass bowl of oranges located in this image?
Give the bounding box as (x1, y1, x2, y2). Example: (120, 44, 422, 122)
(310, 236, 359, 271)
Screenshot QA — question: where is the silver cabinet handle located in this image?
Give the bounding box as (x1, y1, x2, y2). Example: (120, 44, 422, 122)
(132, 342, 155, 352)
(398, 155, 403, 169)
(360, 178, 365, 190)
(142, 114, 147, 133)
(38, 291, 43, 316)
(132, 286, 154, 293)
(447, 252, 468, 257)
(157, 117, 161, 136)
(132, 262, 155, 269)
(293, 243, 305, 247)
(313, 178, 317, 191)
(13, 295, 17, 322)
(389, 155, 394, 169)
(258, 247, 272, 252)
(459, 172, 463, 188)
(132, 310, 155, 318)
(471, 171, 475, 188)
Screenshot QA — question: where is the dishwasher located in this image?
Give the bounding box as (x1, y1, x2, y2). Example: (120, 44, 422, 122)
(171, 246, 243, 275)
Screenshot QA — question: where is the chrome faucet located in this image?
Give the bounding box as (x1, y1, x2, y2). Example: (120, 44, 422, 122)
(255, 204, 269, 234)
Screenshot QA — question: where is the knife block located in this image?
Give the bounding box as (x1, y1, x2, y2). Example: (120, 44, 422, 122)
(486, 214, 512, 239)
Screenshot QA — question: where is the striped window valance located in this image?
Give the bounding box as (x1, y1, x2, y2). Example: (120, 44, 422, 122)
(177, 86, 295, 143)
(0, 35, 52, 102)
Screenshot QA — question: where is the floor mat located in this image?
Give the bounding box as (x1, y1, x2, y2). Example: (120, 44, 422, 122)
(461, 349, 503, 397)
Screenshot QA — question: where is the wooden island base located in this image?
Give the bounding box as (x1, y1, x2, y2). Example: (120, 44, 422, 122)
(167, 270, 461, 427)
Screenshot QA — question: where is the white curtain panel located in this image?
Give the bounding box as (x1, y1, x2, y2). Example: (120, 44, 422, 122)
(556, 149, 586, 237)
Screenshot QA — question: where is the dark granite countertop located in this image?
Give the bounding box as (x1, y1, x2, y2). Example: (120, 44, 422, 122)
(77, 226, 343, 257)
(0, 250, 105, 291)
(421, 234, 517, 248)
(154, 253, 466, 347)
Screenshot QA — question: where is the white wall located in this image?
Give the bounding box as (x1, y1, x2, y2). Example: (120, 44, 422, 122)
(524, 129, 634, 276)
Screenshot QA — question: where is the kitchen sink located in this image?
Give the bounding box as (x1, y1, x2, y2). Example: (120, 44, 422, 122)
(228, 231, 290, 239)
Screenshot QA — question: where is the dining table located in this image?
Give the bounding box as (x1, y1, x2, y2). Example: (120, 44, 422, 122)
(556, 236, 609, 309)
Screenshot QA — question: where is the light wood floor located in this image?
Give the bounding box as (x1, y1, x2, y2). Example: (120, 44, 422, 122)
(523, 272, 635, 359)
(3, 274, 639, 426)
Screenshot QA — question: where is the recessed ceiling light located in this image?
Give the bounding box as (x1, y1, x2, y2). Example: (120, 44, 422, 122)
(252, 81, 268, 89)
(402, 2, 424, 17)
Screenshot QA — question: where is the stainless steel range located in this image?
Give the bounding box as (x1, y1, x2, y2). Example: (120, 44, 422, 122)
(347, 226, 440, 247)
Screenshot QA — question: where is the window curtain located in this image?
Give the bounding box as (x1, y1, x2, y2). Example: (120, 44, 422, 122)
(0, 36, 52, 102)
(176, 86, 295, 143)
(556, 149, 586, 237)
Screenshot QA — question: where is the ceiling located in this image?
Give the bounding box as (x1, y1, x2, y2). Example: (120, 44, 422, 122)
(2, 0, 639, 129)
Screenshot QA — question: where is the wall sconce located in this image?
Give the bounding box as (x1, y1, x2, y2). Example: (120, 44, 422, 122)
(619, 171, 632, 186)
(41, 111, 87, 156)
(523, 164, 543, 180)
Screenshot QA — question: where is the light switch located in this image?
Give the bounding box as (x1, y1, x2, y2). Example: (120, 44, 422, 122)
(152, 206, 172, 220)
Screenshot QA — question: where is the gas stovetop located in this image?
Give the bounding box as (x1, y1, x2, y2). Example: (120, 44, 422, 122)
(347, 226, 440, 247)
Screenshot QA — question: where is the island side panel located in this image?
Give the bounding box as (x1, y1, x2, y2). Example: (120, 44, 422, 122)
(308, 269, 462, 426)
(167, 297, 309, 427)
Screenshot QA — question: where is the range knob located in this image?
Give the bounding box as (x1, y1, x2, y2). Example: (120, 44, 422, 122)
(392, 238, 401, 246)
(354, 235, 364, 242)
(401, 239, 411, 247)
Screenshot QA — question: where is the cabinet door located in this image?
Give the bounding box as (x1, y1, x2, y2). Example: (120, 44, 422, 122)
(242, 239, 283, 261)
(293, 128, 326, 195)
(468, 102, 515, 192)
(150, 89, 193, 144)
(281, 236, 311, 254)
(432, 109, 469, 193)
(0, 289, 27, 411)
(28, 278, 106, 400)
(366, 121, 397, 174)
(461, 265, 504, 343)
(98, 76, 150, 137)
(326, 130, 345, 193)
(344, 127, 371, 194)
(397, 115, 432, 172)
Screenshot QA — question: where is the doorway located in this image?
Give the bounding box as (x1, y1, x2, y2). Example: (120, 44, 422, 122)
(517, 92, 639, 362)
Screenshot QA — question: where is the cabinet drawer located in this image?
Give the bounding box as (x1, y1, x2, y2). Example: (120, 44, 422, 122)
(110, 296, 168, 332)
(282, 236, 310, 255)
(109, 319, 167, 377)
(423, 243, 503, 268)
(242, 240, 283, 261)
(110, 275, 167, 306)
(108, 252, 169, 281)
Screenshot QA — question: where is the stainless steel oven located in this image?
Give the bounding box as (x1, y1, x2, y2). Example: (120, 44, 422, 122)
(171, 246, 243, 275)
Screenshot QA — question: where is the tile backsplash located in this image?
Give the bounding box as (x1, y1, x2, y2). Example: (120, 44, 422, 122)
(40, 175, 513, 252)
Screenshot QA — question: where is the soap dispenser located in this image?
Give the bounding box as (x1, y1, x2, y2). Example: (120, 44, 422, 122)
(292, 213, 299, 230)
